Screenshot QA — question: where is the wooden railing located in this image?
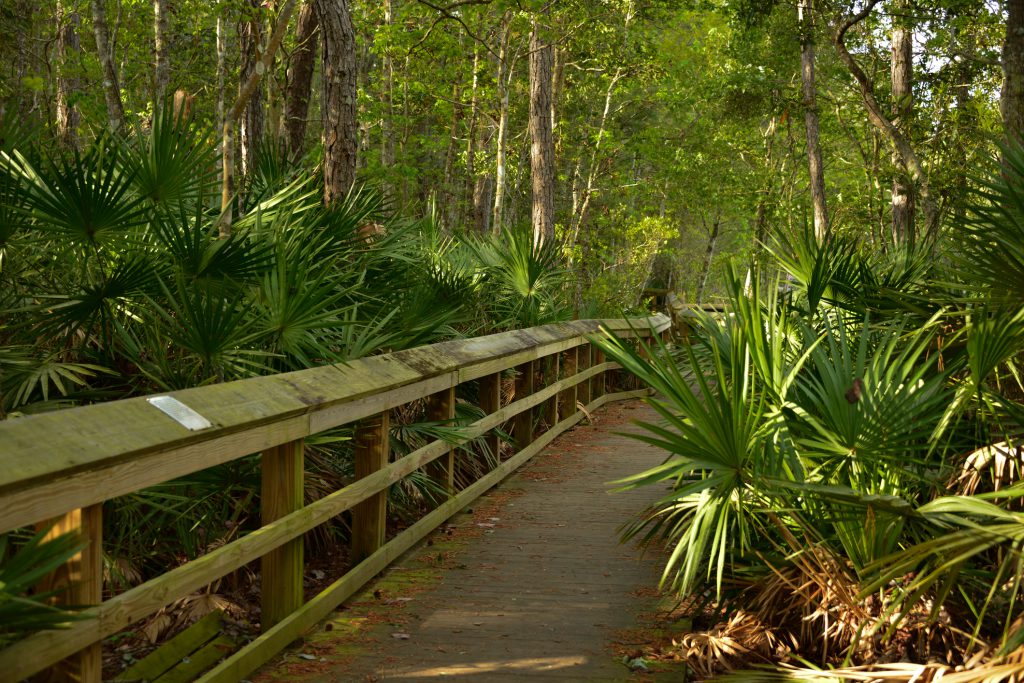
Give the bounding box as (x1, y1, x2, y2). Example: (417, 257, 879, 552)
(0, 314, 670, 683)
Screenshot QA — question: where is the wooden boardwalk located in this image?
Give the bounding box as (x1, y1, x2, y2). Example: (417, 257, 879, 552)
(253, 400, 669, 682)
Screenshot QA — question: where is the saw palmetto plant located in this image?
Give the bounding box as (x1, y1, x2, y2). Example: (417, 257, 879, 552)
(596, 146, 1024, 681)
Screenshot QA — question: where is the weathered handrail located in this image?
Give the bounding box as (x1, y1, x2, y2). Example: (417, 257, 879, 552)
(0, 314, 669, 683)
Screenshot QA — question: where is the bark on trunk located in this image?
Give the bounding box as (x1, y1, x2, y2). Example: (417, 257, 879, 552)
(91, 0, 124, 133)
(285, 1, 318, 160)
(239, 1, 265, 176)
(567, 68, 623, 260)
(529, 21, 555, 247)
(491, 12, 513, 234)
(696, 217, 721, 304)
(219, 0, 298, 235)
(890, 0, 915, 243)
(1003, 0, 1024, 140)
(798, 0, 828, 242)
(833, 0, 939, 241)
(313, 0, 358, 205)
(381, 0, 396, 202)
(153, 0, 170, 110)
(55, 1, 81, 149)
(217, 13, 227, 150)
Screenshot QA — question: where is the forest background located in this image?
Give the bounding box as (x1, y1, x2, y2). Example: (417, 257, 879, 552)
(4, 0, 1012, 314)
(3, 0, 1024, 677)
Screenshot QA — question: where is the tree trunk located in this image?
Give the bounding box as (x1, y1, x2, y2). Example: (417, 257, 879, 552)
(381, 0, 396, 202)
(153, 0, 170, 110)
(798, 0, 828, 242)
(239, 0, 265, 176)
(890, 0, 915, 244)
(466, 44, 481, 229)
(567, 68, 623, 260)
(1003, 0, 1024, 140)
(55, 1, 81, 149)
(92, 0, 124, 133)
(313, 0, 358, 204)
(217, 13, 227, 151)
(833, 0, 939, 241)
(696, 217, 721, 304)
(529, 20, 555, 247)
(285, 1, 318, 160)
(491, 12, 513, 234)
(219, 0, 298, 235)
(442, 80, 463, 229)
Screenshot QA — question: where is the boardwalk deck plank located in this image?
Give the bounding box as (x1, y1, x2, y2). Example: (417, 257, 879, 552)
(254, 400, 670, 682)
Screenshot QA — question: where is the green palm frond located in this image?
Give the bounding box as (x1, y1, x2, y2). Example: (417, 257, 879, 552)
(121, 104, 218, 210)
(2, 141, 149, 247)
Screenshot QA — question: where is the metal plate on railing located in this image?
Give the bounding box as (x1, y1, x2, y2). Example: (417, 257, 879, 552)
(147, 396, 213, 431)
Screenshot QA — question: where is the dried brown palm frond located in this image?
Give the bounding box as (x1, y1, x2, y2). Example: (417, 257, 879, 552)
(953, 442, 1024, 497)
(719, 645, 1024, 682)
(678, 610, 782, 678)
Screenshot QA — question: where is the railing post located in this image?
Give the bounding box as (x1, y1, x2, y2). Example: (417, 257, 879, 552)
(426, 386, 456, 494)
(577, 343, 592, 407)
(593, 348, 606, 400)
(514, 361, 535, 450)
(478, 372, 502, 463)
(35, 505, 103, 683)
(543, 353, 559, 428)
(352, 411, 389, 563)
(559, 347, 579, 418)
(261, 438, 305, 630)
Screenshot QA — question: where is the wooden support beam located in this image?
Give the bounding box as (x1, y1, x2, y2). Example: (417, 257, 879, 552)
(35, 504, 103, 683)
(542, 353, 559, 430)
(559, 347, 579, 419)
(351, 411, 389, 563)
(260, 439, 304, 631)
(477, 373, 502, 464)
(513, 361, 535, 450)
(592, 349, 606, 400)
(426, 386, 456, 494)
(577, 344, 592, 407)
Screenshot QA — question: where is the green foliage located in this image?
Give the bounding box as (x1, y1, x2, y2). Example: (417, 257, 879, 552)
(0, 528, 89, 648)
(595, 148, 1024, 673)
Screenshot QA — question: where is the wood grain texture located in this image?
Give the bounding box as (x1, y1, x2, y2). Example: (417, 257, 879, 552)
(0, 315, 666, 534)
(261, 439, 305, 630)
(1, 316, 667, 680)
(477, 372, 502, 464)
(426, 386, 456, 494)
(513, 361, 535, 449)
(351, 412, 389, 563)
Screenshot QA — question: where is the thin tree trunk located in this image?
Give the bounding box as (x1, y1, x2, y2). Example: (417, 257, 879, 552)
(799, 0, 828, 242)
(55, 1, 81, 149)
(466, 44, 480, 228)
(1003, 0, 1024, 140)
(313, 0, 358, 205)
(239, 0, 265, 176)
(153, 0, 170, 110)
(696, 217, 721, 304)
(567, 68, 623, 260)
(285, 1, 318, 160)
(890, 0, 915, 244)
(92, 0, 124, 133)
(381, 0, 396, 202)
(442, 80, 463, 229)
(491, 12, 513, 234)
(833, 0, 939, 241)
(216, 13, 227, 150)
(529, 19, 555, 246)
(219, 0, 298, 235)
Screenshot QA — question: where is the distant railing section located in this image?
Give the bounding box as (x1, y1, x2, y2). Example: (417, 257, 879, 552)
(0, 314, 670, 683)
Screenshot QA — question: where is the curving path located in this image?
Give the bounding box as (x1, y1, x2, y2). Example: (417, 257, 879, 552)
(253, 400, 669, 682)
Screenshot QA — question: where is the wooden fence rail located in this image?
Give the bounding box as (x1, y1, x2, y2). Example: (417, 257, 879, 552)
(0, 314, 670, 683)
